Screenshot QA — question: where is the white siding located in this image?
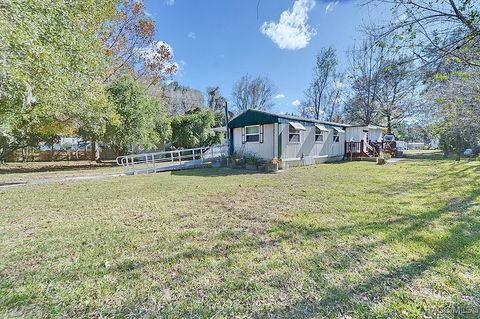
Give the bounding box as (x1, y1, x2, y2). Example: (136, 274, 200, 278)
(280, 123, 345, 160)
(346, 127, 383, 143)
(232, 124, 276, 160)
(369, 129, 383, 142)
(345, 127, 364, 142)
(232, 122, 348, 167)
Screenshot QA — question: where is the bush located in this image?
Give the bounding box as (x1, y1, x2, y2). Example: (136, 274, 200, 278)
(244, 153, 258, 165)
(244, 153, 266, 166)
(103, 76, 170, 156)
(171, 108, 221, 149)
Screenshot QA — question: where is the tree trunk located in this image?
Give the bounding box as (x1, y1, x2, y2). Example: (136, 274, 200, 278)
(96, 144, 101, 163)
(455, 133, 462, 161)
(386, 114, 392, 134)
(472, 139, 478, 157)
(90, 140, 97, 162)
(443, 135, 450, 157)
(51, 145, 55, 162)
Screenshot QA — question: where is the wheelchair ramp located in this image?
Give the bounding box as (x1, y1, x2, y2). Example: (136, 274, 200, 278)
(116, 145, 228, 175)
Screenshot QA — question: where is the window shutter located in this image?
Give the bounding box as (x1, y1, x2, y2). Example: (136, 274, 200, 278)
(242, 127, 246, 144)
(260, 125, 264, 143)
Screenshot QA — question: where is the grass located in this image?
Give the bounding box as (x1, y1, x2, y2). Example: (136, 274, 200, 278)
(1, 158, 479, 318)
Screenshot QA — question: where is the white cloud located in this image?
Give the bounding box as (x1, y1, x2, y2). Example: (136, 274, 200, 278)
(261, 0, 317, 50)
(164, 0, 175, 6)
(292, 99, 301, 107)
(177, 60, 187, 77)
(274, 94, 286, 99)
(325, 1, 339, 14)
(136, 41, 179, 76)
(396, 12, 408, 22)
(187, 32, 196, 39)
(335, 81, 345, 89)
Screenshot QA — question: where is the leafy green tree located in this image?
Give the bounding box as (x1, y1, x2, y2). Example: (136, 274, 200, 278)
(103, 75, 170, 156)
(0, 0, 116, 161)
(171, 108, 221, 149)
(427, 67, 480, 159)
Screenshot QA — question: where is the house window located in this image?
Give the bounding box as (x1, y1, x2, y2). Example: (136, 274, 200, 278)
(289, 125, 301, 143)
(333, 130, 340, 143)
(315, 127, 324, 143)
(245, 125, 260, 142)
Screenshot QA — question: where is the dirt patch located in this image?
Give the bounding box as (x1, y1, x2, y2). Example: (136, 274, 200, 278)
(0, 161, 117, 175)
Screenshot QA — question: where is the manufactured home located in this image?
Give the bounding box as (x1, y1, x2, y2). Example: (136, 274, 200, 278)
(228, 110, 384, 169)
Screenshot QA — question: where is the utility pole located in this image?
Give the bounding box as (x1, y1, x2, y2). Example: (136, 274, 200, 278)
(224, 101, 229, 144)
(224, 100, 230, 166)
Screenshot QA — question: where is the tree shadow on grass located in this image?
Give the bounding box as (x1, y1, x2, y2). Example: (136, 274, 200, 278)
(114, 161, 479, 317)
(5, 159, 479, 317)
(103, 192, 480, 318)
(256, 188, 480, 318)
(403, 151, 446, 160)
(369, 158, 478, 202)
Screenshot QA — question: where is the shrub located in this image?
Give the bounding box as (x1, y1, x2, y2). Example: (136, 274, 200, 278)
(245, 153, 263, 165)
(171, 108, 221, 149)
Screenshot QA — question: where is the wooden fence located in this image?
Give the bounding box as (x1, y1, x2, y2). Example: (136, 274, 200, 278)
(5, 149, 117, 162)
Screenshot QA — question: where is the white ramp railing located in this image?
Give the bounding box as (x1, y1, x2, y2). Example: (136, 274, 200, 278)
(116, 145, 228, 175)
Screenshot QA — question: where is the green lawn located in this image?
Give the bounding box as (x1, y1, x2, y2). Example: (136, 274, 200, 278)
(1, 159, 479, 318)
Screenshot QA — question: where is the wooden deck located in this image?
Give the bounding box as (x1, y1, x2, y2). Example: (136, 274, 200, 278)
(345, 140, 381, 158)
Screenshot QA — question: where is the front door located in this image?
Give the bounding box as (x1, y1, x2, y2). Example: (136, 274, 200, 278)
(363, 130, 369, 153)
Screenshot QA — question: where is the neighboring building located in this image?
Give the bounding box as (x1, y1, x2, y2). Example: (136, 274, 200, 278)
(396, 141, 408, 151)
(408, 142, 425, 150)
(228, 110, 384, 169)
(429, 139, 440, 149)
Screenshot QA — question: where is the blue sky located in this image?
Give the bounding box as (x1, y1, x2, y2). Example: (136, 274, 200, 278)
(145, 0, 391, 114)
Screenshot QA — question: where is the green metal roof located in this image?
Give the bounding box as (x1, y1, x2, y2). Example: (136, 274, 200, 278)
(228, 109, 350, 129)
(228, 109, 279, 128)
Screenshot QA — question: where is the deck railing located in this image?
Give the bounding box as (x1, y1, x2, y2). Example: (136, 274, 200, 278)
(116, 145, 228, 175)
(345, 141, 362, 154)
(345, 140, 381, 158)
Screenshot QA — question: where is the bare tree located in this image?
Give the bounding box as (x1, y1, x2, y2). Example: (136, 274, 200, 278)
(232, 75, 276, 112)
(324, 72, 346, 122)
(148, 82, 204, 116)
(375, 57, 421, 133)
(345, 35, 386, 125)
(345, 33, 421, 131)
(302, 47, 339, 120)
(370, 0, 480, 68)
(207, 87, 226, 112)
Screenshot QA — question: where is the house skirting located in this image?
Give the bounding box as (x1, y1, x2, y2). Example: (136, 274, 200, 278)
(281, 155, 344, 169)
